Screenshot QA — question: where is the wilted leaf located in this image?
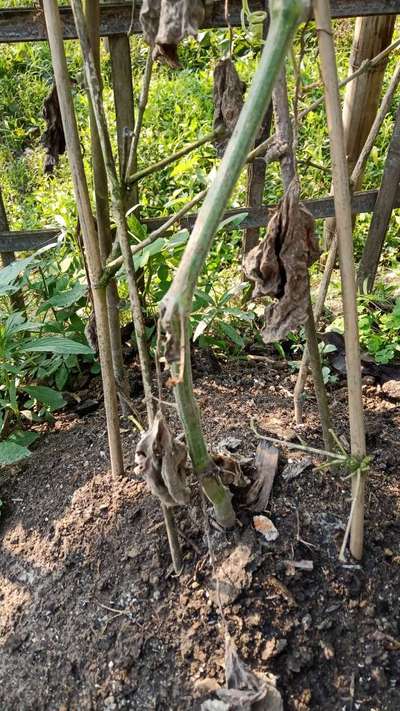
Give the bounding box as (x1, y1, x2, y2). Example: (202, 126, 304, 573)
(140, 0, 205, 67)
(213, 59, 245, 156)
(244, 178, 319, 343)
(201, 635, 283, 710)
(134, 411, 189, 506)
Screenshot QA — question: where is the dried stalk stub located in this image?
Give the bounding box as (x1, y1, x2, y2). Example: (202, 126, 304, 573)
(134, 411, 190, 507)
(213, 59, 245, 156)
(140, 0, 205, 68)
(244, 178, 320, 343)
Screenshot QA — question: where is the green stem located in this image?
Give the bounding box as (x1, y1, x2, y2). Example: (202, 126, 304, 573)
(160, 0, 307, 526)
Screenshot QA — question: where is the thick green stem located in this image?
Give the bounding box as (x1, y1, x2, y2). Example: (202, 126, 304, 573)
(160, 0, 307, 525)
(161, 0, 308, 332)
(172, 323, 235, 529)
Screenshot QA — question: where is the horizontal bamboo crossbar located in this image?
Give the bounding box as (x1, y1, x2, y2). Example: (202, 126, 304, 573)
(2, 186, 399, 253)
(0, 1, 399, 44)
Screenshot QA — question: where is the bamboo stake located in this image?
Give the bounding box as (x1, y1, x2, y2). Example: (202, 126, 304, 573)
(160, 0, 308, 526)
(71, 0, 182, 572)
(70, 0, 153, 423)
(314, 0, 366, 560)
(294, 59, 400, 420)
(42, 0, 124, 477)
(358, 104, 400, 292)
(273, 68, 333, 451)
(323, 14, 395, 250)
(84, 0, 129, 408)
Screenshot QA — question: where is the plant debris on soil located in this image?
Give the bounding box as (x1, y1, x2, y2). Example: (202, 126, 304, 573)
(0, 356, 400, 710)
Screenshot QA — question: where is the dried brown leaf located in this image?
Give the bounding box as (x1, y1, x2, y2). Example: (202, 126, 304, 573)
(244, 178, 320, 343)
(140, 0, 205, 67)
(212, 452, 248, 488)
(134, 411, 189, 506)
(201, 635, 283, 710)
(213, 59, 245, 155)
(41, 84, 66, 174)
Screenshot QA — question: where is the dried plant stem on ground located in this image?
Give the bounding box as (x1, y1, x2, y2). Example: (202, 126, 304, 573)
(294, 58, 400, 421)
(314, 0, 366, 561)
(42, 0, 124, 477)
(160, 0, 308, 527)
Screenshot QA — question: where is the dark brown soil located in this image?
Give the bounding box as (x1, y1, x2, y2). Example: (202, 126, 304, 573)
(1, 359, 399, 711)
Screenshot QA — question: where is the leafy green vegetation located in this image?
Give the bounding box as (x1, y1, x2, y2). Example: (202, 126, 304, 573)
(0, 17, 399, 464)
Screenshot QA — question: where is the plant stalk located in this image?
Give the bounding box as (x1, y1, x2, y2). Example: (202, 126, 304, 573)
(160, 0, 308, 525)
(314, 0, 366, 560)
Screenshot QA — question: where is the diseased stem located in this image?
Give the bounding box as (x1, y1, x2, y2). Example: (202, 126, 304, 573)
(314, 0, 366, 561)
(159, 0, 308, 525)
(125, 51, 153, 184)
(272, 67, 333, 449)
(84, 0, 129, 409)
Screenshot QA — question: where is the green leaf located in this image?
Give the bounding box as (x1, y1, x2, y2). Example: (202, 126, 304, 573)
(217, 213, 248, 232)
(0, 440, 31, 465)
(39, 283, 86, 310)
(22, 385, 65, 411)
(219, 322, 245, 347)
(55, 363, 69, 391)
(21, 336, 94, 355)
(8, 430, 40, 448)
(0, 255, 35, 290)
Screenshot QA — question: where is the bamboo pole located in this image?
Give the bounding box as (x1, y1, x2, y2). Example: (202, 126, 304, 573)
(124, 52, 153, 184)
(70, 0, 153, 424)
(70, 0, 182, 571)
(42, 0, 124, 477)
(160, 0, 308, 525)
(357, 104, 400, 291)
(294, 58, 400, 420)
(272, 68, 333, 451)
(84, 0, 129, 407)
(314, 0, 366, 560)
(323, 14, 395, 249)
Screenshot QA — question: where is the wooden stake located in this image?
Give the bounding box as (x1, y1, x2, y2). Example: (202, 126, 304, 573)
(70, 0, 154, 424)
(42, 0, 124, 477)
(358, 103, 400, 291)
(314, 0, 366, 560)
(294, 58, 400, 418)
(84, 0, 129, 408)
(323, 14, 395, 249)
(0, 187, 26, 313)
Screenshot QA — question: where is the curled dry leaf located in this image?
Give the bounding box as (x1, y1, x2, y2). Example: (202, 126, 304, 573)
(212, 452, 248, 488)
(134, 411, 189, 507)
(41, 84, 66, 174)
(213, 59, 245, 156)
(140, 0, 205, 68)
(201, 635, 283, 710)
(244, 178, 320, 343)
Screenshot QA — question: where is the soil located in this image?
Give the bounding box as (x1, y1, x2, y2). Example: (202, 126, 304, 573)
(1, 356, 399, 711)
